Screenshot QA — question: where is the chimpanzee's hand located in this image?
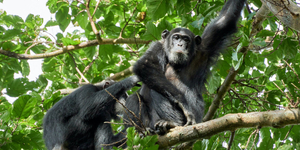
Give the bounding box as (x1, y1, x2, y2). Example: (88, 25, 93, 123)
(128, 75, 141, 87)
(154, 120, 179, 135)
(177, 103, 196, 126)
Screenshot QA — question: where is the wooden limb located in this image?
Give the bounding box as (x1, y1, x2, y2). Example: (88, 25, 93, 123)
(157, 109, 300, 148)
(261, 0, 300, 32)
(0, 38, 151, 59)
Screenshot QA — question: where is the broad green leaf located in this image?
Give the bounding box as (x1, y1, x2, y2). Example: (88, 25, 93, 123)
(2, 29, 21, 41)
(85, 46, 97, 60)
(267, 17, 277, 32)
(43, 92, 62, 110)
(126, 127, 135, 148)
(12, 95, 35, 119)
(6, 78, 33, 97)
(21, 60, 30, 77)
(42, 58, 57, 72)
(55, 6, 71, 32)
(3, 15, 24, 27)
(177, 0, 191, 16)
(147, 0, 169, 21)
(253, 37, 266, 47)
(191, 16, 205, 30)
(207, 73, 221, 94)
(76, 11, 89, 29)
(141, 22, 160, 40)
(61, 37, 81, 45)
(45, 20, 59, 27)
(256, 30, 275, 37)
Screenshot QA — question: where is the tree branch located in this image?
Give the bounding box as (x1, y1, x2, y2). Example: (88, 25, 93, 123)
(86, 0, 102, 43)
(158, 109, 300, 148)
(261, 0, 300, 32)
(0, 38, 151, 59)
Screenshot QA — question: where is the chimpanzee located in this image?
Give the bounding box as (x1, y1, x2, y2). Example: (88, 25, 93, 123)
(125, 0, 246, 134)
(43, 76, 139, 150)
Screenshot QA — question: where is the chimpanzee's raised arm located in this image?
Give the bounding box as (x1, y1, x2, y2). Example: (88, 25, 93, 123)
(200, 0, 246, 58)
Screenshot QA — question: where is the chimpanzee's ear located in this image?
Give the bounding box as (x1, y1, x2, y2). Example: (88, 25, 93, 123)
(161, 29, 170, 39)
(195, 35, 201, 45)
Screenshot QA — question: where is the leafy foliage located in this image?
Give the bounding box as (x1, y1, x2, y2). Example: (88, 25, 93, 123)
(0, 0, 300, 149)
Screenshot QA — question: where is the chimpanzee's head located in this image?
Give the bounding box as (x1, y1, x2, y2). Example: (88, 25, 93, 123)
(162, 28, 201, 67)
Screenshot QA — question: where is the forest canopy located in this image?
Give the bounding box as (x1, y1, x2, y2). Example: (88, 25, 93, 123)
(0, 0, 300, 149)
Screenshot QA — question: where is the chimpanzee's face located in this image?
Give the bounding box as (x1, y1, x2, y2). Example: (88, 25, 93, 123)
(162, 28, 201, 66)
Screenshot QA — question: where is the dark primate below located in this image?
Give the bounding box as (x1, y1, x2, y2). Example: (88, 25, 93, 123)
(43, 76, 139, 150)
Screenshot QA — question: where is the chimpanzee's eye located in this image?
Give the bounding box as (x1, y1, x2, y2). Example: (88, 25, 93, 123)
(183, 36, 190, 42)
(173, 35, 179, 40)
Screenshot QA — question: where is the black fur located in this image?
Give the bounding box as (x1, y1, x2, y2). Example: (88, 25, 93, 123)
(125, 0, 246, 134)
(43, 76, 139, 150)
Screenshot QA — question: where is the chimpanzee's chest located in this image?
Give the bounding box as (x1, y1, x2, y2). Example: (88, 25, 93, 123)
(165, 66, 191, 93)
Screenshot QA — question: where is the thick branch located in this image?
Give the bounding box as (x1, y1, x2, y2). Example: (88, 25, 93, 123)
(158, 109, 300, 148)
(261, 0, 300, 32)
(106, 66, 134, 81)
(0, 38, 150, 59)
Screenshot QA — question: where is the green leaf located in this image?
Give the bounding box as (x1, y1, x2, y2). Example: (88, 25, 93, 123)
(2, 29, 21, 41)
(141, 22, 160, 40)
(147, 0, 169, 21)
(267, 17, 277, 32)
(76, 11, 89, 29)
(193, 140, 208, 150)
(157, 19, 173, 31)
(55, 6, 71, 32)
(61, 37, 81, 45)
(43, 92, 62, 110)
(21, 60, 30, 77)
(256, 30, 275, 37)
(277, 144, 293, 150)
(258, 128, 274, 150)
(177, 0, 191, 16)
(6, 78, 32, 97)
(140, 135, 158, 149)
(191, 16, 205, 30)
(3, 15, 24, 27)
(253, 37, 266, 47)
(85, 46, 97, 60)
(126, 127, 135, 148)
(207, 73, 221, 94)
(12, 95, 35, 119)
(282, 38, 298, 59)
(45, 20, 59, 27)
(42, 58, 57, 72)
(27, 131, 45, 149)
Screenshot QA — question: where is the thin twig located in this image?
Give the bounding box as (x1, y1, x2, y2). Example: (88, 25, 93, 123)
(100, 137, 127, 147)
(282, 59, 300, 83)
(245, 129, 257, 149)
(86, 0, 102, 43)
(187, 0, 201, 14)
(104, 89, 147, 134)
(227, 131, 235, 150)
(137, 92, 142, 120)
(68, 53, 89, 83)
(250, 129, 259, 150)
(119, 4, 138, 38)
(92, 0, 101, 17)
